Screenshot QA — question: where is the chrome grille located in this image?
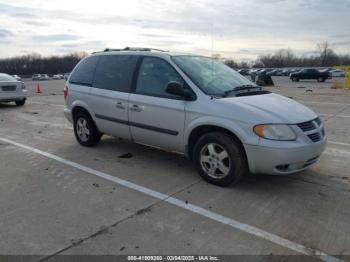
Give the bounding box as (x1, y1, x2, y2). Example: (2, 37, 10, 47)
(296, 118, 324, 143)
(308, 133, 321, 142)
(297, 121, 316, 132)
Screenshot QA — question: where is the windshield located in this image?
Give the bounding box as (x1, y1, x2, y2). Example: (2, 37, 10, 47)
(172, 56, 258, 96)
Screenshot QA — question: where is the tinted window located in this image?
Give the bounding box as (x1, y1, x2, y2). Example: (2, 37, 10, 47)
(69, 56, 99, 86)
(93, 55, 138, 92)
(136, 57, 184, 97)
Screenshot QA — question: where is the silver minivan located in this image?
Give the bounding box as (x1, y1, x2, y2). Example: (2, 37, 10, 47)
(64, 48, 326, 186)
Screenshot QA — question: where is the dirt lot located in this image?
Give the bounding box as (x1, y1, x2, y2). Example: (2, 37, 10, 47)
(0, 78, 350, 261)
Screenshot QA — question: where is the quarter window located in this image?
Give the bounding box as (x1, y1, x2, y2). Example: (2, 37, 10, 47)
(93, 55, 139, 92)
(69, 56, 99, 86)
(136, 57, 184, 97)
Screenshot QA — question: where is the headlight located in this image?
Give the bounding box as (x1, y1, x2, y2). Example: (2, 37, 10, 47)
(253, 124, 296, 141)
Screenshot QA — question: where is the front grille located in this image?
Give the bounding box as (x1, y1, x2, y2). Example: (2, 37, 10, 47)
(297, 118, 324, 143)
(308, 133, 321, 142)
(297, 121, 316, 132)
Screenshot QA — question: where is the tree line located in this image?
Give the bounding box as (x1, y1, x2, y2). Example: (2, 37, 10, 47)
(0, 52, 88, 76)
(224, 42, 350, 69)
(0, 42, 349, 76)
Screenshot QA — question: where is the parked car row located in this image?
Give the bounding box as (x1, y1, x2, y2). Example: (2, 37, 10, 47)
(32, 74, 50, 81)
(237, 67, 345, 82)
(238, 68, 300, 77)
(31, 73, 70, 81)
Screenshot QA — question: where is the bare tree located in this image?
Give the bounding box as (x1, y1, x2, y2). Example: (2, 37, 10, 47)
(317, 41, 339, 66)
(212, 53, 222, 60)
(224, 59, 238, 69)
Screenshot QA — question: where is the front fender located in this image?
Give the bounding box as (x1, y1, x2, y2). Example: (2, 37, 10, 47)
(184, 116, 259, 147)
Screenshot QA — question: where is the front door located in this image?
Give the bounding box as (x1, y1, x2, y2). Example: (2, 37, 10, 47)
(128, 57, 187, 153)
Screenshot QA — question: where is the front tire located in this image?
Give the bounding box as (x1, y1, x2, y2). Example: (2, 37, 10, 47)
(193, 132, 247, 187)
(15, 99, 26, 106)
(73, 111, 101, 147)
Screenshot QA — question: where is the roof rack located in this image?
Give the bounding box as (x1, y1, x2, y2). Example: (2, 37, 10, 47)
(103, 47, 168, 52)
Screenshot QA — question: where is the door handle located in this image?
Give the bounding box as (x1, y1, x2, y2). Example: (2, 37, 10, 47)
(116, 102, 126, 110)
(130, 104, 142, 112)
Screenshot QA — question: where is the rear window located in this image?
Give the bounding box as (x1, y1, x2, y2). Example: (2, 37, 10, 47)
(0, 73, 16, 82)
(69, 56, 99, 86)
(93, 55, 139, 92)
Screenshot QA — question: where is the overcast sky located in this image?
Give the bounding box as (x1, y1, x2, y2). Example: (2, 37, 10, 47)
(0, 0, 349, 60)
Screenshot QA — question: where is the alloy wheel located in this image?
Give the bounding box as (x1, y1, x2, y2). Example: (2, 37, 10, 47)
(200, 143, 231, 179)
(76, 118, 90, 142)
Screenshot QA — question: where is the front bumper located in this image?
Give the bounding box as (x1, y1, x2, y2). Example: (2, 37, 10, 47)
(244, 139, 327, 175)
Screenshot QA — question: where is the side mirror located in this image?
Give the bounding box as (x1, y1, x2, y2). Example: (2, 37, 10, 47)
(165, 82, 194, 100)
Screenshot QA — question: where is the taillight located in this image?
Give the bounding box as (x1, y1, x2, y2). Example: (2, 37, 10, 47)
(21, 82, 26, 90)
(63, 86, 68, 99)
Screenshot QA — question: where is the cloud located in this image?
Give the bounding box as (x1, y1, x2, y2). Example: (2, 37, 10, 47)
(24, 20, 49, 27)
(32, 34, 81, 42)
(0, 29, 13, 38)
(60, 40, 106, 49)
(334, 41, 350, 47)
(0, 0, 349, 58)
(11, 12, 37, 18)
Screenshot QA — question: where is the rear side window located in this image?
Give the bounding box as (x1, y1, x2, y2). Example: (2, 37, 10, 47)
(93, 55, 139, 92)
(69, 56, 99, 86)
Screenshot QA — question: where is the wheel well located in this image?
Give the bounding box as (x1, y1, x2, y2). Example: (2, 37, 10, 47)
(187, 125, 246, 160)
(72, 106, 101, 134)
(72, 106, 90, 120)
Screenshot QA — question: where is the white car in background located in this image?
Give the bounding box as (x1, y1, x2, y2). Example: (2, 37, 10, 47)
(330, 69, 345, 77)
(12, 75, 22, 81)
(40, 74, 50, 80)
(64, 73, 70, 80)
(32, 74, 42, 81)
(53, 74, 63, 80)
(0, 73, 27, 106)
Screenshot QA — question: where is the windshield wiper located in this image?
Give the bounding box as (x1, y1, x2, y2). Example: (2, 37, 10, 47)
(223, 85, 261, 97)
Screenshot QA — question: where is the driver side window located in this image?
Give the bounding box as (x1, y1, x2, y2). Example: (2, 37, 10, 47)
(136, 57, 184, 98)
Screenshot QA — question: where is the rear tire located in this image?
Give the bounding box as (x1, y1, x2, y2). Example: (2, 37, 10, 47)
(292, 77, 299, 82)
(73, 111, 101, 147)
(193, 132, 247, 187)
(15, 99, 26, 106)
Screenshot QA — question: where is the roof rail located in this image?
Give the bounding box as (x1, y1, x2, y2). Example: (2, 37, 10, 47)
(103, 47, 168, 52)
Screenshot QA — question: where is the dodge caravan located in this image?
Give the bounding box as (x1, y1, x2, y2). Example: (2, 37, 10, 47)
(64, 48, 326, 186)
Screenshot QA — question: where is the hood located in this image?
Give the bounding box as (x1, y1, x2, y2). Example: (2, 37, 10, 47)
(220, 93, 317, 124)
